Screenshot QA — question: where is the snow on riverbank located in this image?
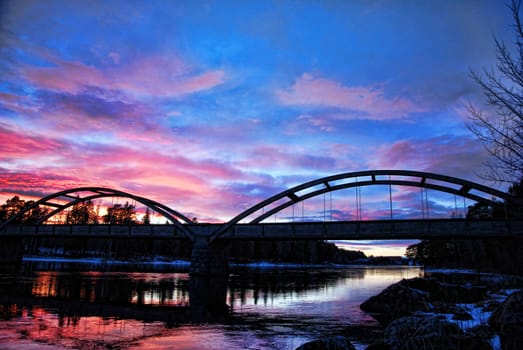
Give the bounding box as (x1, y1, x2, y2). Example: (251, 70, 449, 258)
(23, 256, 191, 266)
(22, 256, 381, 269)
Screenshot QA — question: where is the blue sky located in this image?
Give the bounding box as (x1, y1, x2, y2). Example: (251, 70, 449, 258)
(0, 0, 515, 255)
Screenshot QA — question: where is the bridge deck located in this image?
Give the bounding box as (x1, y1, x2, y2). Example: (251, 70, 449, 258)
(2, 219, 523, 240)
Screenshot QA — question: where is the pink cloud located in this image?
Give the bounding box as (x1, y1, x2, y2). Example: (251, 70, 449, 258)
(20, 53, 225, 98)
(23, 60, 106, 94)
(277, 73, 423, 119)
(113, 55, 225, 98)
(0, 170, 89, 199)
(0, 124, 64, 158)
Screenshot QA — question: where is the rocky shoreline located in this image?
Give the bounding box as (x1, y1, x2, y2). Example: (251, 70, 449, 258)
(296, 270, 523, 350)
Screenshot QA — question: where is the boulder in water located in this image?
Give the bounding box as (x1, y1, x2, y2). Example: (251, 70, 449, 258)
(360, 281, 431, 325)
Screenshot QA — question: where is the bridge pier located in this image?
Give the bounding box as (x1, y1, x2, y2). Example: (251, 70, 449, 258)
(189, 237, 229, 276)
(188, 237, 229, 317)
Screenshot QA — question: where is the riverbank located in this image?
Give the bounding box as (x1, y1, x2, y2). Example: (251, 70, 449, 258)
(298, 268, 523, 350)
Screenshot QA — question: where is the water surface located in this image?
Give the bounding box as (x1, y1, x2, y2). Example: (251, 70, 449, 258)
(0, 263, 421, 349)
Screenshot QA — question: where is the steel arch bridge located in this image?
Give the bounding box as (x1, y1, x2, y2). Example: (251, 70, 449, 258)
(0, 187, 195, 240)
(209, 170, 520, 241)
(1, 170, 521, 243)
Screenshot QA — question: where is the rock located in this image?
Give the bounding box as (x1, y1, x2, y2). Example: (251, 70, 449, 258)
(295, 336, 356, 350)
(432, 301, 473, 320)
(439, 282, 487, 303)
(384, 315, 461, 350)
(489, 290, 523, 350)
(360, 281, 431, 326)
(384, 315, 492, 350)
(466, 324, 495, 341)
(399, 277, 445, 296)
(364, 340, 388, 350)
(400, 277, 487, 303)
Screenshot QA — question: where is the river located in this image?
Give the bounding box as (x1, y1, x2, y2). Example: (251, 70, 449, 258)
(0, 262, 422, 350)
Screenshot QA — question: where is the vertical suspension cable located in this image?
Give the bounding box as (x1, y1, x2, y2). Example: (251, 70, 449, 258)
(330, 191, 333, 221)
(425, 189, 430, 219)
(454, 195, 458, 218)
(389, 178, 393, 220)
(358, 186, 362, 220)
(420, 187, 425, 219)
(302, 200, 304, 221)
(355, 185, 358, 220)
(356, 185, 362, 220)
(323, 192, 326, 222)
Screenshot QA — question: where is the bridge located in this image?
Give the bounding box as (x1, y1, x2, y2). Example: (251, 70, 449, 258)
(1, 170, 522, 275)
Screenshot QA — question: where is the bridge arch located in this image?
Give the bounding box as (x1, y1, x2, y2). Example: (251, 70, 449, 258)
(210, 170, 520, 241)
(0, 187, 195, 240)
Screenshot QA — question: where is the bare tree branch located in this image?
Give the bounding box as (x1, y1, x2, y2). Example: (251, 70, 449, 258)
(468, 0, 523, 184)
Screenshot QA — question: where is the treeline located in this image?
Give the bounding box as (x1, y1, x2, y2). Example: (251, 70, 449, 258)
(24, 237, 366, 264)
(227, 240, 366, 264)
(406, 179, 523, 274)
(0, 196, 149, 224)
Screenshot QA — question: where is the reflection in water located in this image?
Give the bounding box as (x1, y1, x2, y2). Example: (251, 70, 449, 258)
(0, 264, 421, 350)
(30, 271, 191, 307)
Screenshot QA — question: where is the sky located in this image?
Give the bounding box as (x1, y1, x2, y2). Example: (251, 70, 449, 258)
(0, 0, 516, 256)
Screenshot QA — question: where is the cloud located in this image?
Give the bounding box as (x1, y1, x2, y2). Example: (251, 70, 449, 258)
(369, 135, 488, 181)
(0, 169, 88, 199)
(0, 123, 64, 158)
(20, 53, 225, 99)
(38, 90, 149, 120)
(277, 73, 423, 119)
(238, 145, 338, 172)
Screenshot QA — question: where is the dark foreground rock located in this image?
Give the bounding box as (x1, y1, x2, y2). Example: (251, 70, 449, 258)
(489, 290, 523, 350)
(402, 277, 487, 303)
(360, 277, 490, 326)
(359, 281, 431, 326)
(295, 336, 356, 350)
(383, 315, 492, 350)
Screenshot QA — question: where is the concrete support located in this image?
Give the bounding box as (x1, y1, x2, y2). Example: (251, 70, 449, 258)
(188, 238, 229, 317)
(189, 238, 229, 276)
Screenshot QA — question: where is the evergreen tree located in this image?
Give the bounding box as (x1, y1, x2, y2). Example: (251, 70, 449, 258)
(143, 207, 151, 224)
(65, 199, 99, 224)
(103, 202, 138, 224)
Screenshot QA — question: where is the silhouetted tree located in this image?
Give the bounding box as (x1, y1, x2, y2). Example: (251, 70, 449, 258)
(65, 199, 99, 224)
(103, 202, 138, 224)
(0, 196, 50, 223)
(468, 0, 523, 183)
(24, 201, 51, 223)
(0, 196, 25, 222)
(142, 207, 151, 224)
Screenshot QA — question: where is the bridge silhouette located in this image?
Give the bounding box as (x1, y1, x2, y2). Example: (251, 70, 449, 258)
(1, 170, 523, 275)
